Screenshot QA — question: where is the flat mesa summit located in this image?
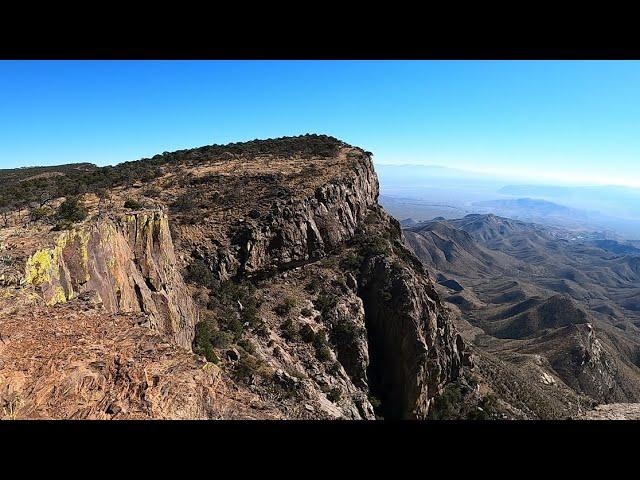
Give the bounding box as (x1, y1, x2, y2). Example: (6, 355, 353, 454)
(0, 135, 468, 420)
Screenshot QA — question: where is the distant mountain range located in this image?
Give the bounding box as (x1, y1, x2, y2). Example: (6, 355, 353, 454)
(403, 213, 640, 417)
(376, 164, 640, 239)
(499, 184, 640, 221)
(473, 198, 590, 217)
(471, 197, 640, 239)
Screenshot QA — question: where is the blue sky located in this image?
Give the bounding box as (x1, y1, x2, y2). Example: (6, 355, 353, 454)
(1, 60, 639, 187)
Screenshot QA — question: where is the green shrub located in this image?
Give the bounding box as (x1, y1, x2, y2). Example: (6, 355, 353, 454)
(123, 198, 144, 209)
(321, 256, 339, 268)
(300, 324, 316, 343)
(281, 318, 300, 342)
(203, 279, 262, 346)
(305, 277, 322, 293)
(468, 394, 499, 420)
(326, 387, 342, 403)
(214, 280, 261, 327)
(316, 344, 332, 362)
(193, 322, 220, 363)
(340, 251, 364, 271)
(242, 302, 260, 327)
(428, 383, 463, 420)
(30, 207, 49, 222)
(331, 320, 365, 350)
(185, 259, 216, 289)
(56, 197, 88, 223)
(361, 237, 391, 257)
(210, 330, 234, 348)
(226, 317, 244, 340)
(313, 331, 332, 362)
(327, 361, 342, 375)
(427, 377, 496, 420)
(364, 212, 379, 225)
(333, 277, 349, 294)
(274, 297, 296, 317)
(314, 292, 337, 318)
(300, 307, 313, 317)
(233, 355, 270, 384)
(170, 193, 197, 213)
(238, 338, 256, 355)
(254, 320, 270, 338)
(142, 186, 161, 198)
(299, 324, 336, 364)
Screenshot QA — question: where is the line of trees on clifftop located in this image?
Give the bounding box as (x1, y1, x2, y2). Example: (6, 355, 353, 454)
(0, 134, 348, 221)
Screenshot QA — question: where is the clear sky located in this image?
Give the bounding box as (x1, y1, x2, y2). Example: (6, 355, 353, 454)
(1, 60, 639, 187)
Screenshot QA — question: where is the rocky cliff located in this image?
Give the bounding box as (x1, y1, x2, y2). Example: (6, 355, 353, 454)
(185, 148, 379, 280)
(21, 210, 197, 348)
(359, 252, 464, 418)
(0, 135, 467, 419)
(163, 139, 467, 418)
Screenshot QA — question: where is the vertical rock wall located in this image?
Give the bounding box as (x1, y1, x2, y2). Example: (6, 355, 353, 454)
(23, 211, 197, 348)
(359, 254, 463, 419)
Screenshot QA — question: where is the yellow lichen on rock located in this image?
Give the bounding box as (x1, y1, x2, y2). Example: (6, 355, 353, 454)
(23, 230, 74, 304)
(78, 230, 90, 263)
(73, 229, 92, 284)
(49, 285, 68, 306)
(24, 248, 59, 286)
(16, 209, 196, 347)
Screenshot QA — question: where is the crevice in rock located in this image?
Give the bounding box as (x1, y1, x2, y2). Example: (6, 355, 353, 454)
(358, 270, 405, 420)
(144, 277, 158, 292)
(133, 283, 145, 313)
(306, 221, 320, 259)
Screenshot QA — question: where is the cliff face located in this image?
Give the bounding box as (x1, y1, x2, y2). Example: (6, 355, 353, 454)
(352, 210, 465, 418)
(360, 254, 463, 418)
(525, 323, 640, 403)
(0, 135, 467, 419)
(194, 154, 379, 280)
(174, 145, 465, 418)
(21, 210, 197, 348)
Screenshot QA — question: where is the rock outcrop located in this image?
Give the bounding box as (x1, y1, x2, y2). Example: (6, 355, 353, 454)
(21, 210, 197, 348)
(181, 147, 466, 419)
(196, 153, 379, 280)
(532, 323, 619, 402)
(359, 249, 463, 419)
(0, 135, 468, 419)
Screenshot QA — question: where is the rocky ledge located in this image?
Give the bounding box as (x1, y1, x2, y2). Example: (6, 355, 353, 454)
(20, 210, 197, 348)
(0, 135, 469, 419)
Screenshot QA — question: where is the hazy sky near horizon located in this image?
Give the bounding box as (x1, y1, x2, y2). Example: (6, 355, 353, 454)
(1, 60, 639, 187)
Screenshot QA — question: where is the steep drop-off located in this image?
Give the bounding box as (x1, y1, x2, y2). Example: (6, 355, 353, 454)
(359, 246, 464, 418)
(195, 152, 379, 280)
(0, 135, 467, 419)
